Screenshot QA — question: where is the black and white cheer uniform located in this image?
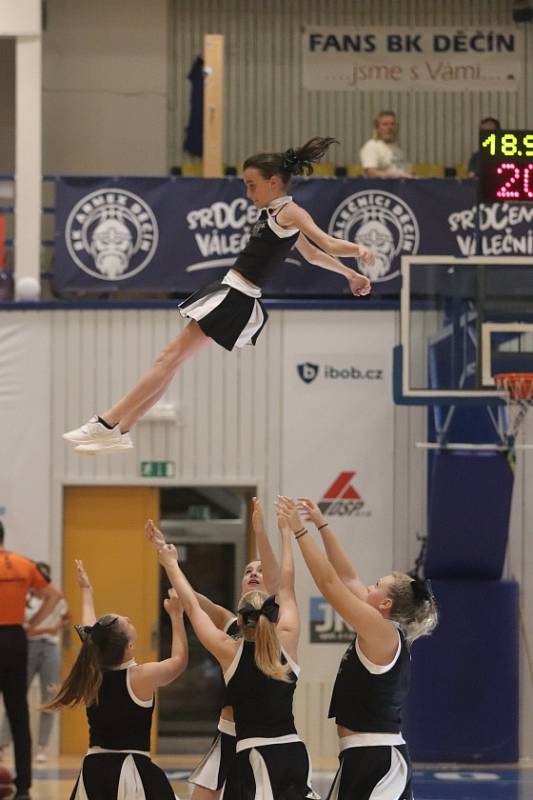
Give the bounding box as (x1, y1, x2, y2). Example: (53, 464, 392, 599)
(188, 617, 240, 791)
(327, 625, 412, 800)
(69, 659, 177, 800)
(179, 195, 299, 351)
(220, 638, 319, 800)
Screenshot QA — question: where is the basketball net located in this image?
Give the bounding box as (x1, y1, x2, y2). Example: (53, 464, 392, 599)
(494, 372, 533, 447)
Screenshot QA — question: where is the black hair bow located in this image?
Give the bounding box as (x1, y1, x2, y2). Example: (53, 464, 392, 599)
(238, 595, 279, 628)
(74, 616, 118, 645)
(410, 577, 434, 603)
(282, 148, 300, 171)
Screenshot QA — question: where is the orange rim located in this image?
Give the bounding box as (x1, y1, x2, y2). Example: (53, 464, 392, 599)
(494, 372, 533, 402)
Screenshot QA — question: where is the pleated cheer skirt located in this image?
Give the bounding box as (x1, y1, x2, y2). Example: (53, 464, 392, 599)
(179, 269, 268, 351)
(69, 752, 178, 800)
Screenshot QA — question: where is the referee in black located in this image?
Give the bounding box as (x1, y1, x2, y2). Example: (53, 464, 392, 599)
(0, 521, 63, 799)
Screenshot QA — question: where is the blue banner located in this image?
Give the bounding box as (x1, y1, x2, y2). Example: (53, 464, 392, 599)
(54, 177, 533, 297)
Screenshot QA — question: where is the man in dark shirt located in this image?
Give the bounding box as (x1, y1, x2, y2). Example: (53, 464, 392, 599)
(468, 117, 501, 177)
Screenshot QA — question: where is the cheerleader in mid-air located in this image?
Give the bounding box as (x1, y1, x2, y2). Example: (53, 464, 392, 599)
(63, 137, 374, 454)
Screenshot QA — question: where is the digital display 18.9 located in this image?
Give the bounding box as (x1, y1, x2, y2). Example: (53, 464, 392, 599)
(478, 130, 533, 203)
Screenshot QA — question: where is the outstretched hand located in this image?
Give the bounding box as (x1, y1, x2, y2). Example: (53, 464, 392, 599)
(164, 587, 183, 617)
(145, 519, 166, 547)
(157, 542, 178, 569)
(74, 559, 91, 589)
(251, 496, 265, 535)
(277, 508, 292, 536)
(275, 496, 305, 533)
(349, 271, 372, 297)
(297, 497, 325, 528)
(356, 244, 375, 267)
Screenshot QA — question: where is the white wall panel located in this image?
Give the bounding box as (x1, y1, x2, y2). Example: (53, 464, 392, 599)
(0, 312, 51, 559)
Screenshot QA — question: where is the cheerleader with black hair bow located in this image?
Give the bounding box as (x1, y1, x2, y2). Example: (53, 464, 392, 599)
(147, 514, 319, 800)
(46, 559, 188, 800)
(277, 497, 438, 800)
(150, 499, 282, 800)
(63, 137, 375, 454)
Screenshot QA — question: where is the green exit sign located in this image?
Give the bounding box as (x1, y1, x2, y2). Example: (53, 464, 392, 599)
(140, 461, 176, 478)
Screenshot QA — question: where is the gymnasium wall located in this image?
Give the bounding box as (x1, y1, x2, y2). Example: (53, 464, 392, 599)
(1, 308, 532, 758)
(1, 0, 532, 174)
(0, 39, 15, 173)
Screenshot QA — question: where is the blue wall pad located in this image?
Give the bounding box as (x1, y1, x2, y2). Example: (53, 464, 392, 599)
(425, 451, 514, 580)
(404, 579, 519, 763)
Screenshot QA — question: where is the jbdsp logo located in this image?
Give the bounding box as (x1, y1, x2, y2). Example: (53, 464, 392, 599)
(318, 471, 371, 518)
(310, 597, 353, 643)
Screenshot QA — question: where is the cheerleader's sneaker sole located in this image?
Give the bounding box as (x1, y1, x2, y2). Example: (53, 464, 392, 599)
(63, 416, 121, 446)
(74, 433, 134, 455)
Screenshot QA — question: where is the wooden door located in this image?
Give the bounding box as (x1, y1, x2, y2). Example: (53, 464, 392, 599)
(61, 486, 159, 754)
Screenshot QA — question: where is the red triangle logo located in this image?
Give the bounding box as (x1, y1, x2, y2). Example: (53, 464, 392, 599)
(322, 471, 359, 499)
(340, 484, 360, 500)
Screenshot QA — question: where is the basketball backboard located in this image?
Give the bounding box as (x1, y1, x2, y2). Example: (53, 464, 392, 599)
(394, 256, 533, 405)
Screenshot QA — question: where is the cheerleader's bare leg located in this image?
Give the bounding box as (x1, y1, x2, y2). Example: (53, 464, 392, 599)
(63, 321, 210, 449)
(102, 321, 210, 428)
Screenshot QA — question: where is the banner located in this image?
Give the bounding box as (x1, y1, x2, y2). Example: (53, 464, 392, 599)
(302, 26, 523, 91)
(55, 177, 533, 298)
(279, 312, 396, 667)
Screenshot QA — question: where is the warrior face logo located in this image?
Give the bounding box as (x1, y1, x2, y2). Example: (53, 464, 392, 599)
(65, 189, 158, 281)
(328, 191, 420, 282)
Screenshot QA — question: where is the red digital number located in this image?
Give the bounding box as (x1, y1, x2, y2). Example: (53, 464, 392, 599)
(496, 162, 521, 198)
(524, 163, 533, 199)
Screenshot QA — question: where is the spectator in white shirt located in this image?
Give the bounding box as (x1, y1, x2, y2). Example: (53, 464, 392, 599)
(360, 111, 412, 178)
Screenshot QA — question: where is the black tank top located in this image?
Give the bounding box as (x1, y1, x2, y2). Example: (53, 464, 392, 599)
(232, 204, 299, 289)
(221, 617, 241, 710)
(87, 664, 153, 751)
(328, 630, 410, 733)
(225, 640, 298, 740)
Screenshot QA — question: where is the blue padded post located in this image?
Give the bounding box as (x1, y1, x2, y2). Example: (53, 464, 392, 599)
(403, 580, 519, 762)
(425, 451, 514, 580)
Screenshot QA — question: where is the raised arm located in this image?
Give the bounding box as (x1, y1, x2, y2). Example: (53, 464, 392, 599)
(145, 521, 238, 670)
(195, 592, 236, 630)
(294, 234, 371, 297)
(130, 589, 189, 698)
(277, 497, 397, 663)
(297, 497, 368, 601)
(143, 520, 236, 630)
(74, 559, 96, 626)
(284, 205, 373, 262)
(252, 497, 280, 596)
(275, 514, 299, 661)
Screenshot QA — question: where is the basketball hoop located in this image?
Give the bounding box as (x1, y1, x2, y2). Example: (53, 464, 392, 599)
(494, 372, 533, 444)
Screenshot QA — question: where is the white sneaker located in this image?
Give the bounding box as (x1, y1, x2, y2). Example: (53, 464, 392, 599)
(35, 750, 47, 764)
(63, 416, 121, 446)
(74, 432, 134, 455)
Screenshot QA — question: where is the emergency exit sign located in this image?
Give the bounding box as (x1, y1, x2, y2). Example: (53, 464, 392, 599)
(140, 461, 176, 478)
